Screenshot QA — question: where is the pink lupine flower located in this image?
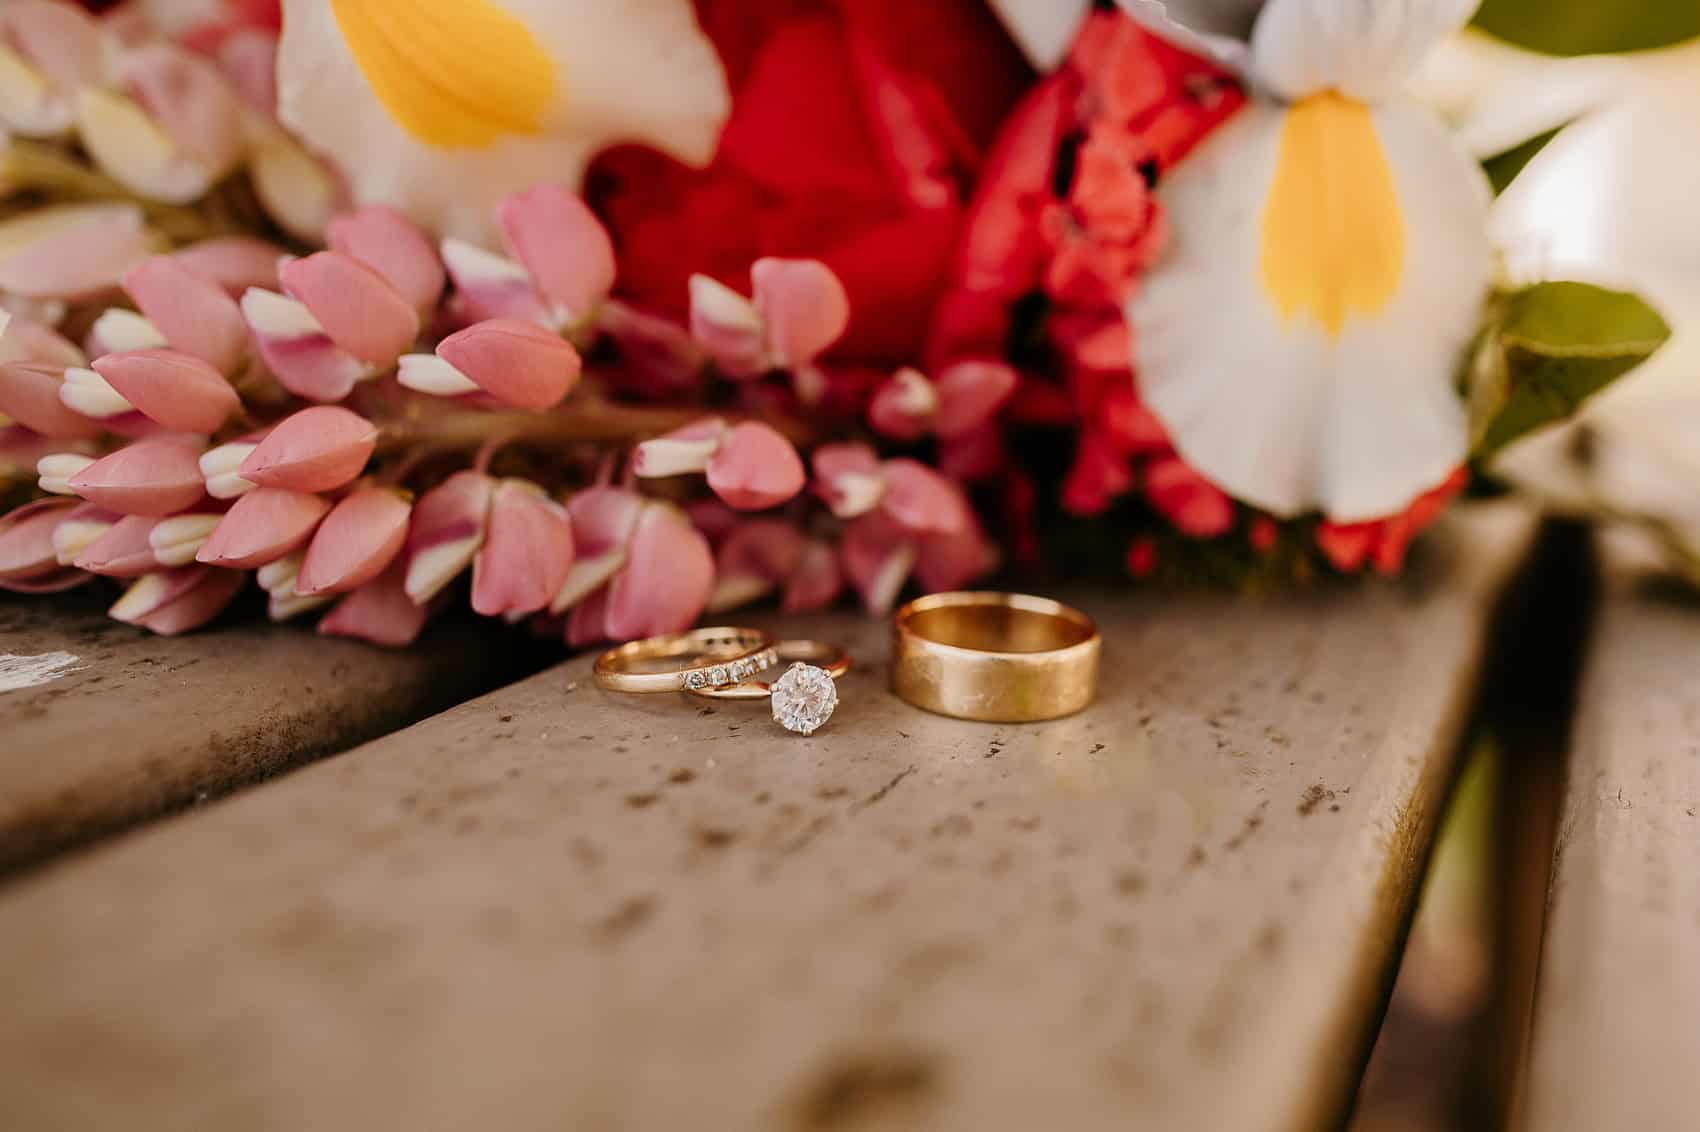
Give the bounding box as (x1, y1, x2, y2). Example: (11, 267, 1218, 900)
(708, 520, 842, 614)
(240, 286, 371, 403)
(85, 310, 167, 359)
(812, 443, 887, 519)
(0, 1, 105, 137)
(319, 561, 431, 648)
(327, 206, 445, 318)
(403, 470, 495, 604)
(787, 538, 845, 613)
(867, 368, 938, 441)
(496, 184, 616, 331)
(238, 406, 377, 493)
(121, 257, 249, 375)
(0, 205, 152, 302)
(36, 452, 94, 495)
(551, 485, 643, 615)
(91, 350, 242, 434)
(67, 439, 206, 516)
(109, 565, 244, 636)
(257, 553, 332, 621)
(196, 487, 329, 568)
(0, 317, 85, 368)
(426, 320, 581, 411)
(1145, 457, 1235, 539)
(171, 237, 286, 294)
(867, 361, 1018, 441)
(440, 239, 552, 328)
(278, 252, 419, 366)
(603, 500, 713, 642)
(199, 439, 258, 499)
(56, 366, 135, 422)
(50, 503, 118, 566)
(471, 480, 574, 618)
(688, 258, 849, 379)
(633, 418, 805, 511)
(0, 498, 87, 593)
(74, 515, 164, 577)
(77, 43, 245, 204)
(296, 486, 411, 596)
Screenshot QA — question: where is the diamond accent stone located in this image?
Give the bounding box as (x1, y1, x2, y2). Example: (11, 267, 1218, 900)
(771, 662, 837, 735)
(683, 670, 708, 690)
(709, 665, 730, 686)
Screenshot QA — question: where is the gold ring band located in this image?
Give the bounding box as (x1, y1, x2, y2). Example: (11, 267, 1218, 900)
(593, 627, 777, 694)
(687, 639, 852, 701)
(892, 592, 1100, 722)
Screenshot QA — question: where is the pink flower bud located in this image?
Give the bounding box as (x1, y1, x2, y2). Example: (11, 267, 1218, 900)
(688, 274, 766, 379)
(785, 539, 844, 613)
(57, 366, 135, 420)
(196, 487, 330, 568)
(199, 440, 258, 499)
(74, 514, 163, 577)
(51, 503, 118, 565)
(240, 287, 371, 403)
(632, 417, 727, 478)
(1146, 457, 1235, 539)
(318, 562, 431, 648)
(327, 206, 445, 317)
(403, 471, 494, 604)
(812, 443, 886, 519)
(434, 320, 581, 411)
(110, 565, 244, 636)
(37, 452, 94, 495)
(914, 522, 1000, 593)
(879, 459, 974, 537)
(68, 439, 206, 516)
(0, 362, 103, 439)
(751, 258, 850, 370)
(297, 487, 411, 596)
(497, 184, 616, 330)
(440, 238, 551, 326)
(0, 498, 80, 590)
(150, 512, 222, 567)
(565, 583, 612, 648)
(257, 553, 333, 621)
(86, 310, 167, 358)
(78, 46, 243, 204)
(121, 256, 248, 374)
(933, 360, 1019, 438)
(171, 237, 285, 294)
(551, 485, 643, 614)
(0, 205, 151, 301)
(841, 512, 918, 616)
(0, 1, 104, 136)
(91, 349, 241, 434)
(238, 406, 377, 493)
(471, 480, 575, 618)
(603, 501, 712, 642)
(705, 422, 806, 511)
(278, 252, 419, 366)
(0, 317, 85, 368)
(868, 368, 938, 441)
(708, 520, 803, 612)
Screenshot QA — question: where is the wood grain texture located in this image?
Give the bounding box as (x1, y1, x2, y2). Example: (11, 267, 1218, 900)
(0, 507, 1536, 1132)
(1518, 542, 1700, 1132)
(0, 590, 536, 872)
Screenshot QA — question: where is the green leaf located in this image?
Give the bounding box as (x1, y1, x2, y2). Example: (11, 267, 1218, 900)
(1474, 0, 1700, 55)
(1470, 281, 1672, 460)
(1483, 127, 1564, 196)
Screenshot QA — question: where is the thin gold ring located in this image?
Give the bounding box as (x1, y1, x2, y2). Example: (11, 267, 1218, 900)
(892, 592, 1100, 722)
(593, 627, 777, 694)
(687, 640, 852, 701)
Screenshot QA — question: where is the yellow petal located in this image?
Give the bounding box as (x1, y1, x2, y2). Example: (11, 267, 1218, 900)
(1260, 92, 1404, 337)
(328, 0, 556, 149)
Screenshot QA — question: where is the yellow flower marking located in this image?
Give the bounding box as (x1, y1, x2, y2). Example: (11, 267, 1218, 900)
(1260, 92, 1405, 337)
(329, 0, 556, 150)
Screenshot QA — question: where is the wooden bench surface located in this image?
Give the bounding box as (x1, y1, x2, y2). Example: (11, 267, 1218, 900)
(0, 591, 535, 872)
(1518, 544, 1700, 1132)
(0, 506, 1535, 1132)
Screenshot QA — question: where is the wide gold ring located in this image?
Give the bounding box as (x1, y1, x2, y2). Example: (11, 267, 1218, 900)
(892, 592, 1100, 722)
(593, 627, 777, 694)
(687, 640, 852, 701)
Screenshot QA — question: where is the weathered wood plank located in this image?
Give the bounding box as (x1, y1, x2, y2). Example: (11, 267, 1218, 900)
(1518, 540, 1700, 1132)
(0, 506, 1535, 1132)
(0, 590, 538, 871)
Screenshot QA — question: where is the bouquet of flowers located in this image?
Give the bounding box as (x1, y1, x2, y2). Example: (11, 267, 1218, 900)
(0, 0, 1674, 645)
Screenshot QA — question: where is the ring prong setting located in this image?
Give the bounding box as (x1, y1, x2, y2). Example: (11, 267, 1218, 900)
(770, 662, 838, 735)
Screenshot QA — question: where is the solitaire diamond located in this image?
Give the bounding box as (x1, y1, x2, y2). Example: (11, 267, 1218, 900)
(770, 663, 837, 735)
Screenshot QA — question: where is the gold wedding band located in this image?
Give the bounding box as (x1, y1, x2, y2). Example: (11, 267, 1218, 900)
(687, 640, 852, 701)
(892, 592, 1100, 722)
(593, 627, 777, 694)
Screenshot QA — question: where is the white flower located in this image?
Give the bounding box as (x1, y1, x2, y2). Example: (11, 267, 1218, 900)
(1421, 32, 1700, 558)
(276, 0, 731, 246)
(1123, 0, 1493, 523)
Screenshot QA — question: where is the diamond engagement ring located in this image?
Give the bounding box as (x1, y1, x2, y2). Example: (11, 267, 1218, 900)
(687, 639, 850, 735)
(592, 627, 778, 694)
